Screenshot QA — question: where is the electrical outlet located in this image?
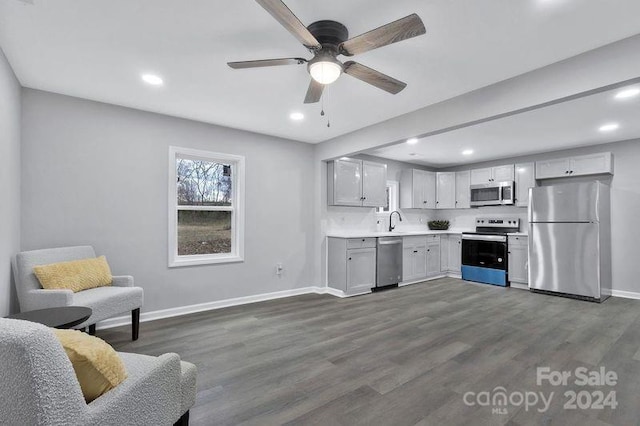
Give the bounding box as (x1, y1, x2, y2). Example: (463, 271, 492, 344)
(276, 263, 283, 275)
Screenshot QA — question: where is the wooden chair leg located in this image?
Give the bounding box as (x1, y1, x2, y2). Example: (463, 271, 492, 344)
(88, 324, 96, 335)
(132, 308, 140, 341)
(173, 411, 189, 426)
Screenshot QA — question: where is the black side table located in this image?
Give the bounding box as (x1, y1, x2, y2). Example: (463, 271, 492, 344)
(6, 306, 92, 329)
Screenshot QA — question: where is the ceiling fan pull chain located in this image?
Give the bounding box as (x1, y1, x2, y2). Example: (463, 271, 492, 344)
(326, 86, 331, 127)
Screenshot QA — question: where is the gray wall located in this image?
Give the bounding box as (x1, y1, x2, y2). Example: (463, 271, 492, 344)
(21, 89, 318, 314)
(0, 49, 21, 316)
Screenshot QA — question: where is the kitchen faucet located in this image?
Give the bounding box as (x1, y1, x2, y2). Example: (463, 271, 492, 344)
(388, 211, 403, 232)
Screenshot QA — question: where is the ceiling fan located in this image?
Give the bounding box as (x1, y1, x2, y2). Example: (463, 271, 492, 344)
(228, 0, 426, 104)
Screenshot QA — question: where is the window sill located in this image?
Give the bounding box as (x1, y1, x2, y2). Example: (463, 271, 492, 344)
(169, 255, 244, 268)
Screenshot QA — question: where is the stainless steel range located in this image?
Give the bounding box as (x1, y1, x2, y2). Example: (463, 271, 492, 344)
(461, 217, 520, 287)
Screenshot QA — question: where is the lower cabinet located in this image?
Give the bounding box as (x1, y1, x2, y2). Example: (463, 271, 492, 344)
(508, 235, 528, 286)
(447, 234, 462, 274)
(426, 236, 441, 277)
(403, 236, 428, 282)
(347, 248, 377, 294)
(328, 237, 376, 295)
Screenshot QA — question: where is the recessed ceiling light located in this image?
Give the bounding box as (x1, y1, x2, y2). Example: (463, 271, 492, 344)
(289, 112, 304, 121)
(141, 74, 163, 86)
(615, 87, 640, 99)
(407, 138, 419, 145)
(599, 123, 619, 132)
(462, 149, 474, 156)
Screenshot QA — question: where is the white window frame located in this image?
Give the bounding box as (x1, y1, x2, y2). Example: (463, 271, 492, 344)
(377, 180, 399, 214)
(168, 146, 245, 267)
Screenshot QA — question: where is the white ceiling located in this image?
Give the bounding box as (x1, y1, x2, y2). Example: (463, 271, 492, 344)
(367, 84, 640, 168)
(1, 0, 640, 143)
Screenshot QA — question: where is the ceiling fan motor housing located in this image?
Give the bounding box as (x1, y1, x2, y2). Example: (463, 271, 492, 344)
(307, 20, 349, 48)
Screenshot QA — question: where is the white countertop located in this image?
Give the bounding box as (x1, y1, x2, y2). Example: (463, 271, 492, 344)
(326, 229, 470, 238)
(327, 229, 528, 238)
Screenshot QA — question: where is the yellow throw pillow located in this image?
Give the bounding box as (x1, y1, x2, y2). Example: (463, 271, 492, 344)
(33, 256, 113, 292)
(54, 329, 128, 402)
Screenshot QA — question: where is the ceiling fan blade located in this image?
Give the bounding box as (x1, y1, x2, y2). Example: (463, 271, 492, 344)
(343, 61, 407, 94)
(227, 57, 307, 69)
(255, 0, 322, 49)
(340, 14, 426, 57)
(304, 79, 324, 103)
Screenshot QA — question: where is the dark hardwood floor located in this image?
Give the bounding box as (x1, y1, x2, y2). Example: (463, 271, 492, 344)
(100, 278, 640, 425)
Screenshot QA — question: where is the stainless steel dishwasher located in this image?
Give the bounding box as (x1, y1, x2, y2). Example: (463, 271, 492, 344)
(376, 237, 403, 287)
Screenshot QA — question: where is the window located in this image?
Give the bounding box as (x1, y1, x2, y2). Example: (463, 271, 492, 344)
(377, 180, 399, 213)
(168, 147, 244, 267)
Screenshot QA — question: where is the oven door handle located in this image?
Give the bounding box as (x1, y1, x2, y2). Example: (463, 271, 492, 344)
(462, 234, 507, 242)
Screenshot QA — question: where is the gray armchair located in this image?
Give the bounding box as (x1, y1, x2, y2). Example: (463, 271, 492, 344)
(0, 318, 196, 425)
(14, 246, 144, 340)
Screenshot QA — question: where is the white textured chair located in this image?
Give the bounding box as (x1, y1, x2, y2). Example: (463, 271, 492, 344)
(0, 318, 196, 425)
(14, 246, 144, 340)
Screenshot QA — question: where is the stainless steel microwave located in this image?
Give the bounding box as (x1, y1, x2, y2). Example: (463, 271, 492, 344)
(470, 181, 515, 207)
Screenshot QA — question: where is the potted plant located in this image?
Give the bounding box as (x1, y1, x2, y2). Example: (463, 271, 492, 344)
(427, 220, 450, 230)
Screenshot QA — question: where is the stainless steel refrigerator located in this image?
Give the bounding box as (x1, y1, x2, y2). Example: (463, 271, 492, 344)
(528, 181, 611, 302)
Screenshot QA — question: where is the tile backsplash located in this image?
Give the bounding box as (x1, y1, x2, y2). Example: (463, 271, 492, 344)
(326, 205, 529, 234)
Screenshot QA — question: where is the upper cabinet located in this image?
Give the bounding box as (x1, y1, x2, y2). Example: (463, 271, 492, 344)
(436, 172, 456, 209)
(400, 169, 436, 209)
(514, 162, 536, 208)
(470, 165, 514, 185)
(328, 158, 387, 207)
(362, 161, 388, 207)
(455, 170, 471, 209)
(535, 152, 613, 180)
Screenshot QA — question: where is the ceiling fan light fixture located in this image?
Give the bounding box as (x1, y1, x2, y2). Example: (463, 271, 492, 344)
(309, 56, 343, 85)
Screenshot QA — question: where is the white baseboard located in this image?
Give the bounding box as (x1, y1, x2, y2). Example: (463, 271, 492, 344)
(97, 286, 333, 330)
(611, 289, 640, 300)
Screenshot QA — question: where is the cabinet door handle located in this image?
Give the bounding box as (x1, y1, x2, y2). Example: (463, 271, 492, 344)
(413, 250, 418, 253)
(348, 257, 352, 261)
(569, 171, 574, 174)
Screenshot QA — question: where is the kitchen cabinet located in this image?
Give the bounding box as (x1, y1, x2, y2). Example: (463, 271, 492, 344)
(535, 152, 613, 179)
(328, 237, 376, 295)
(403, 236, 428, 282)
(400, 169, 436, 209)
(362, 161, 388, 207)
(535, 158, 570, 180)
(514, 162, 536, 208)
(426, 235, 441, 277)
(440, 234, 462, 274)
(440, 235, 449, 272)
(508, 235, 528, 286)
(436, 172, 456, 209)
(455, 170, 471, 209)
(347, 248, 377, 294)
(470, 165, 514, 184)
(448, 234, 462, 274)
(327, 158, 387, 207)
